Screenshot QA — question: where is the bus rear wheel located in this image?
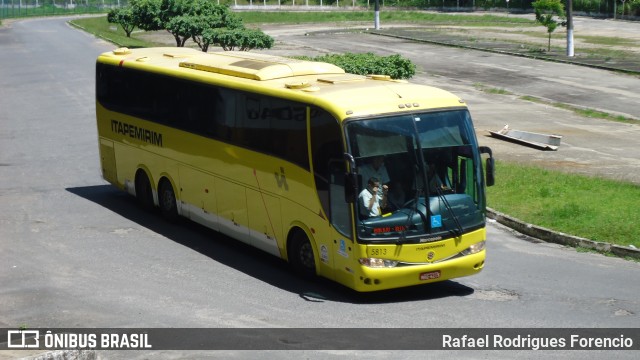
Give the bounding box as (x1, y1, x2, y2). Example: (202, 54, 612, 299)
(135, 170, 154, 211)
(158, 179, 179, 222)
(289, 231, 316, 279)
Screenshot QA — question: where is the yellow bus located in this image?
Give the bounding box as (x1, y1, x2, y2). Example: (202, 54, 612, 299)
(96, 47, 494, 292)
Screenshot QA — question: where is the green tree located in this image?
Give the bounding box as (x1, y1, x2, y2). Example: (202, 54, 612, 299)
(163, 0, 244, 50)
(202, 28, 275, 52)
(160, 0, 193, 47)
(629, 0, 640, 16)
(127, 0, 271, 51)
(188, 2, 244, 51)
(130, 0, 164, 32)
(107, 7, 136, 38)
(164, 15, 198, 47)
(533, 0, 566, 52)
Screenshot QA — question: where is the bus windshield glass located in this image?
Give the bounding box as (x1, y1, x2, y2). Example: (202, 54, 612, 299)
(346, 109, 485, 243)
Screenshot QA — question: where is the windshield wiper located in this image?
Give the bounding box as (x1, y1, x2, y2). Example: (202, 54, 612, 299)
(400, 119, 432, 242)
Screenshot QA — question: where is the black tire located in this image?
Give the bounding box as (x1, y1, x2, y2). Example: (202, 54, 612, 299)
(158, 178, 179, 222)
(135, 170, 154, 211)
(289, 231, 317, 279)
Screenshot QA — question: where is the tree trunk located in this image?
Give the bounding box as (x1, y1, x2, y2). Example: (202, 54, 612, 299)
(170, 31, 181, 47)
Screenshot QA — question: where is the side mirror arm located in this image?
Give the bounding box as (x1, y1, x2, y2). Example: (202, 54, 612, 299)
(343, 153, 359, 203)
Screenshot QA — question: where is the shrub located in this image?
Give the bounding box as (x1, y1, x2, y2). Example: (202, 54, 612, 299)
(297, 53, 416, 80)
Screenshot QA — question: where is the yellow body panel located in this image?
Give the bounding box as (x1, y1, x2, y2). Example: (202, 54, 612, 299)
(95, 47, 486, 292)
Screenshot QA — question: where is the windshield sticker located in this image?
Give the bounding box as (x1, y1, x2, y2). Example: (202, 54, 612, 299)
(431, 215, 442, 228)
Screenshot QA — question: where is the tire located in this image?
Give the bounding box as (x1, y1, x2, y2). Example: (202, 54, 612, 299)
(158, 178, 179, 222)
(135, 170, 154, 211)
(289, 231, 317, 279)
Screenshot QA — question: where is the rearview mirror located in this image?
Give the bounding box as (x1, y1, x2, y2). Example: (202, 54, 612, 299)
(485, 157, 495, 187)
(479, 146, 495, 187)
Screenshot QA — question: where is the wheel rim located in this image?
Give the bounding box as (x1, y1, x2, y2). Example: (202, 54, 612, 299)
(161, 187, 174, 211)
(299, 242, 314, 270)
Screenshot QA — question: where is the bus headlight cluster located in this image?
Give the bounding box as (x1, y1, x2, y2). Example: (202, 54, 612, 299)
(359, 258, 399, 268)
(461, 241, 486, 256)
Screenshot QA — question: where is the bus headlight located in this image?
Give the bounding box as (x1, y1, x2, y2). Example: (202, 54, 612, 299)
(359, 258, 399, 268)
(461, 241, 486, 256)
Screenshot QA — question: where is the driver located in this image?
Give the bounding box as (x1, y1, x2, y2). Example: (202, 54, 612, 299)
(359, 177, 388, 218)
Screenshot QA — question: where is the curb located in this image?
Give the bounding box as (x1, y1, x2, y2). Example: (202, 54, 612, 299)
(487, 207, 640, 260)
(367, 30, 640, 76)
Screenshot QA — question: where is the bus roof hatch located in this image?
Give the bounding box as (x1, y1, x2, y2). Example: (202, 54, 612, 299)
(178, 52, 344, 81)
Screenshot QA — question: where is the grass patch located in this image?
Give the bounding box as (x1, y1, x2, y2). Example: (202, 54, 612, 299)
(578, 35, 640, 47)
(474, 83, 513, 95)
(519, 95, 640, 125)
(71, 16, 160, 48)
(486, 161, 640, 249)
(239, 11, 536, 26)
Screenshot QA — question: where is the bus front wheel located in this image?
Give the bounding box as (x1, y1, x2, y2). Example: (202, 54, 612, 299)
(289, 231, 316, 279)
(158, 179, 179, 222)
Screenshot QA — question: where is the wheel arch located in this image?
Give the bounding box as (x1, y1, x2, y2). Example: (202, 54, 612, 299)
(286, 224, 319, 276)
(134, 166, 155, 191)
(134, 166, 156, 208)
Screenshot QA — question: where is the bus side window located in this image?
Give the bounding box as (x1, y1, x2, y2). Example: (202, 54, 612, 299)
(213, 88, 236, 142)
(310, 108, 343, 220)
(234, 93, 309, 169)
(179, 82, 219, 136)
(270, 102, 308, 169)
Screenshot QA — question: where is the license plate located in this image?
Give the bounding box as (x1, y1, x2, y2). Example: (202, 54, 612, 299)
(419, 270, 441, 281)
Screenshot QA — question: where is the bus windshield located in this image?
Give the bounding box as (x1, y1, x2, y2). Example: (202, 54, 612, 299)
(346, 109, 486, 243)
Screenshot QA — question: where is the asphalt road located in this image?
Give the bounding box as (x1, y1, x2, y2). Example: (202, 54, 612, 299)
(1, 16, 639, 359)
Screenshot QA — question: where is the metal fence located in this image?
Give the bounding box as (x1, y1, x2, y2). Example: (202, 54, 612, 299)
(0, 0, 635, 20)
(0, 0, 129, 19)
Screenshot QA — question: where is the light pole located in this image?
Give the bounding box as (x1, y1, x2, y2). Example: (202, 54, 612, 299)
(566, 0, 574, 57)
(374, 0, 380, 30)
